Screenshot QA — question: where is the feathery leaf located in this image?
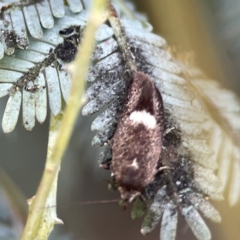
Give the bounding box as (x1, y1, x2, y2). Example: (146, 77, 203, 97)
(82, 3, 227, 240)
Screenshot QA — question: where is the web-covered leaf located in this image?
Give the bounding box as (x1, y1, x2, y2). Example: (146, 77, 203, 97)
(81, 3, 227, 240)
(0, 10, 85, 132)
(0, 0, 85, 58)
(0, 7, 114, 133)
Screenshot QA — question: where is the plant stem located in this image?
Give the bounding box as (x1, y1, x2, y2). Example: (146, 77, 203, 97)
(21, 0, 108, 239)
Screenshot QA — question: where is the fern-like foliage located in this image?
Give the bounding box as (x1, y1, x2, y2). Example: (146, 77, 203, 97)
(0, 0, 87, 133)
(177, 57, 240, 206)
(81, 4, 229, 240)
(0, 10, 84, 132)
(0, 3, 115, 133)
(208, 0, 240, 206)
(0, 1, 240, 240)
(0, 0, 85, 58)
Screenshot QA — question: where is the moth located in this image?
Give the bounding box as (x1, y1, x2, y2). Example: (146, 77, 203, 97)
(111, 71, 165, 202)
(82, 3, 223, 239)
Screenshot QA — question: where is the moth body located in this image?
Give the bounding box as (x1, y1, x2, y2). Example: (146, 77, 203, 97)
(111, 71, 164, 202)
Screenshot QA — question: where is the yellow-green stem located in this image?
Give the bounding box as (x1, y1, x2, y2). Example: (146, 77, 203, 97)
(21, 0, 108, 239)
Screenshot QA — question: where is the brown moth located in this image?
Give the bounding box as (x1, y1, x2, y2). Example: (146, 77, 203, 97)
(111, 71, 164, 202)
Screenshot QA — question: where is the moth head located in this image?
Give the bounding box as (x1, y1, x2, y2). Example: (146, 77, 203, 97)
(118, 186, 141, 203)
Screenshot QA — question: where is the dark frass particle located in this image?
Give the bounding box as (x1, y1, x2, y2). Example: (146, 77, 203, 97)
(54, 41, 77, 63)
(111, 71, 165, 203)
(56, 25, 82, 62)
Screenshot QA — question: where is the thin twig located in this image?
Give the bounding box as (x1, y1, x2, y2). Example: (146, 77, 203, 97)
(107, 3, 137, 72)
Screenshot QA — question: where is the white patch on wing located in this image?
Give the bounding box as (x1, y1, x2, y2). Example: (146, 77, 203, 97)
(129, 110, 156, 129)
(130, 158, 139, 169)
